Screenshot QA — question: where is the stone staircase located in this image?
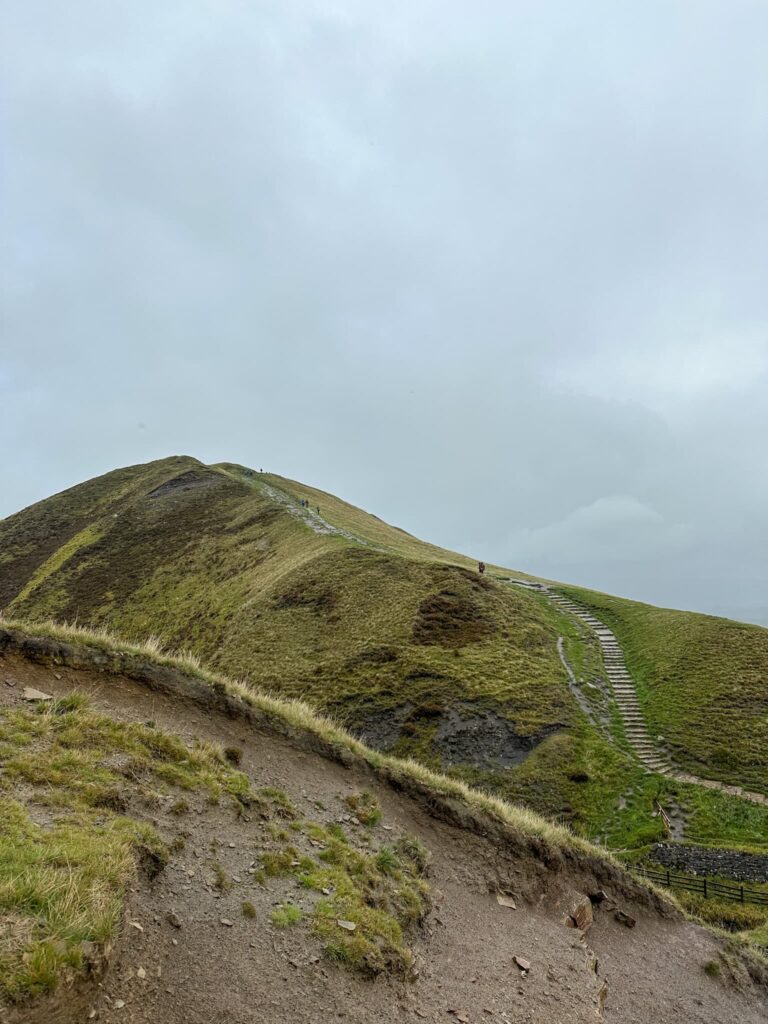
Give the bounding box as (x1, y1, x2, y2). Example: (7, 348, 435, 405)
(545, 591, 671, 774)
(507, 579, 670, 774)
(506, 578, 768, 803)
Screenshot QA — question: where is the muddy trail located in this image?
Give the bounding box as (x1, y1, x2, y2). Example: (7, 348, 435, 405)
(1, 638, 767, 1024)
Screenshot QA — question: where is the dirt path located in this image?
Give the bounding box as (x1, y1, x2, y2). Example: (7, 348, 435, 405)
(260, 482, 385, 550)
(3, 649, 767, 1024)
(511, 580, 768, 807)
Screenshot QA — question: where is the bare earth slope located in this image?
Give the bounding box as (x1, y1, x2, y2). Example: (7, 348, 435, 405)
(1, 630, 766, 1024)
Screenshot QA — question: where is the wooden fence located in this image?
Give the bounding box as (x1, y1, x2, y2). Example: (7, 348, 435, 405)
(640, 865, 768, 906)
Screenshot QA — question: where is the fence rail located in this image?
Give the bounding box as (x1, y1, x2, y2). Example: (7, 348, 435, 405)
(640, 866, 768, 906)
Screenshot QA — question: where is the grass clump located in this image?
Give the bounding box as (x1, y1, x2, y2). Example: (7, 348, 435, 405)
(0, 694, 263, 1003)
(704, 959, 721, 978)
(260, 787, 298, 819)
(242, 900, 257, 919)
(0, 797, 157, 1002)
(212, 862, 233, 892)
(344, 791, 382, 827)
(270, 904, 303, 928)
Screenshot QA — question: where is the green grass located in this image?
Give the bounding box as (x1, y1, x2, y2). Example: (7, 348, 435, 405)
(2, 456, 766, 856)
(0, 693, 261, 1002)
(0, 457, 598, 833)
(270, 904, 303, 928)
(559, 585, 768, 795)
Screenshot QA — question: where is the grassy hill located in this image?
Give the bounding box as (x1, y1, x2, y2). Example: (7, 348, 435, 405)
(561, 584, 768, 796)
(2, 456, 767, 855)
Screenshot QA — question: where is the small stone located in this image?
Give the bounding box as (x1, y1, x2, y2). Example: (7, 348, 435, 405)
(513, 956, 531, 972)
(321, 887, 331, 896)
(4, 679, 16, 688)
(54, 672, 62, 680)
(568, 894, 593, 933)
(228, 842, 236, 848)
(450, 1011, 470, 1023)
(614, 909, 636, 929)
(166, 911, 182, 929)
(171, 938, 178, 946)
(129, 921, 144, 933)
(220, 918, 234, 927)
(88, 1011, 97, 1020)
(496, 893, 517, 910)
(336, 920, 356, 932)
(22, 687, 53, 701)
(136, 966, 146, 980)
(588, 890, 611, 906)
(114, 1000, 125, 1009)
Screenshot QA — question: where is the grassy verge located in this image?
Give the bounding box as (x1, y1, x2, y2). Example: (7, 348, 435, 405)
(0, 693, 257, 1002)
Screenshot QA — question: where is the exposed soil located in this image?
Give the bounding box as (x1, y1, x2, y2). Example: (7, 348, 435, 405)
(1, 646, 767, 1024)
(350, 701, 561, 770)
(273, 580, 337, 613)
(413, 589, 496, 648)
(147, 469, 226, 500)
(433, 704, 565, 769)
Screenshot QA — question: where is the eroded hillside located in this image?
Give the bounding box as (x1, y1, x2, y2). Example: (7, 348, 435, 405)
(1, 625, 766, 1024)
(2, 456, 767, 854)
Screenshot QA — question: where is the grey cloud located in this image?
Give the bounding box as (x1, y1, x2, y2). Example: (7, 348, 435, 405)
(2, 1, 768, 622)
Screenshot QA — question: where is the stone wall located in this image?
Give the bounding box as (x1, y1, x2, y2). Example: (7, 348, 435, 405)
(651, 843, 768, 883)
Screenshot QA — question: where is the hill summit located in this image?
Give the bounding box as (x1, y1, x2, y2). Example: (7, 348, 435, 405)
(2, 456, 767, 856)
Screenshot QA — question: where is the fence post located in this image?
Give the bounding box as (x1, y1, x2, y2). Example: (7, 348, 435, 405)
(703, 877, 708, 899)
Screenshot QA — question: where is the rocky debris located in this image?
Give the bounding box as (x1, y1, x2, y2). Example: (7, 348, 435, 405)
(513, 955, 531, 974)
(136, 966, 146, 980)
(614, 909, 636, 929)
(597, 980, 609, 1012)
(449, 1011, 470, 1023)
(129, 921, 144, 933)
(4, 678, 16, 687)
(588, 890, 611, 906)
(336, 919, 356, 931)
(495, 892, 517, 910)
(565, 894, 593, 933)
(21, 686, 52, 701)
(220, 918, 233, 927)
(166, 911, 182, 928)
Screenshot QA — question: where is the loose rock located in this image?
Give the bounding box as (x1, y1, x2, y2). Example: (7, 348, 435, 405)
(22, 687, 53, 701)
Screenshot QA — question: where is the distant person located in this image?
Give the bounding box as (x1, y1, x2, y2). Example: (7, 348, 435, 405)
(478, 561, 486, 575)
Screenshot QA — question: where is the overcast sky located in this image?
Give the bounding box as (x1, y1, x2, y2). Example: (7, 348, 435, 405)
(2, 2, 768, 623)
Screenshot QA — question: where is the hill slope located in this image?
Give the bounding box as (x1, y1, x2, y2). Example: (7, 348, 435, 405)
(560, 584, 768, 796)
(1, 456, 767, 854)
(1, 624, 766, 1024)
